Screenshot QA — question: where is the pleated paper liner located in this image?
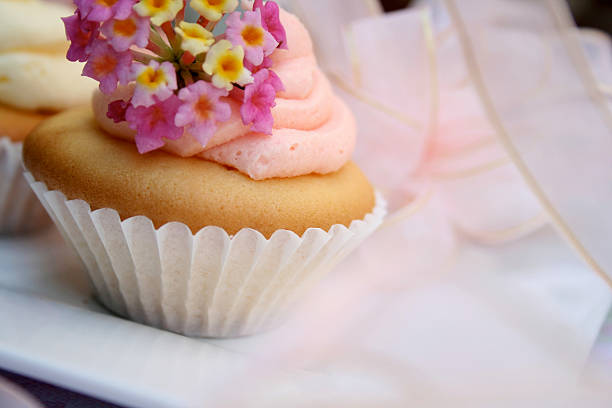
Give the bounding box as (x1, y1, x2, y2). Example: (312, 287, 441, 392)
(25, 172, 386, 337)
(0, 138, 50, 234)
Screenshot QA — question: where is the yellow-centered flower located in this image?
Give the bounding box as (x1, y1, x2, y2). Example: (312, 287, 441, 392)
(131, 60, 177, 107)
(136, 66, 168, 89)
(174, 22, 214, 56)
(133, 0, 182, 26)
(190, 0, 238, 22)
(202, 40, 253, 91)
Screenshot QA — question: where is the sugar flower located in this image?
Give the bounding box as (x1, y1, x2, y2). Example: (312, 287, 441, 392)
(125, 94, 183, 153)
(226, 9, 278, 66)
(174, 22, 214, 57)
(66, 0, 288, 155)
(203, 40, 253, 91)
(190, 0, 238, 22)
(253, 0, 287, 49)
(175, 81, 231, 147)
(240, 69, 278, 134)
(101, 13, 149, 52)
(75, 0, 134, 23)
(62, 10, 100, 62)
(244, 54, 271, 75)
(245, 58, 283, 92)
(264, 69, 284, 93)
(133, 0, 182, 25)
(82, 40, 132, 94)
(131, 60, 178, 107)
(107, 99, 130, 123)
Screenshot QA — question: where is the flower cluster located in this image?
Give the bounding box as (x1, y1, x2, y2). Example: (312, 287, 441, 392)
(64, 0, 287, 153)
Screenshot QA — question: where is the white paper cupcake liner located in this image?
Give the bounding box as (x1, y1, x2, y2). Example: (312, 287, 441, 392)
(25, 171, 386, 337)
(0, 138, 50, 234)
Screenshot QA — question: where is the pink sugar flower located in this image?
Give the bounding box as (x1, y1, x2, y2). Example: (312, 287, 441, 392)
(253, 0, 287, 49)
(107, 99, 129, 123)
(62, 10, 100, 62)
(131, 60, 178, 107)
(226, 8, 278, 66)
(264, 69, 284, 93)
(240, 68, 280, 134)
(76, 0, 135, 23)
(125, 94, 183, 153)
(244, 54, 271, 75)
(82, 40, 132, 94)
(244, 55, 284, 91)
(175, 81, 231, 147)
(101, 12, 149, 52)
(245, 57, 284, 93)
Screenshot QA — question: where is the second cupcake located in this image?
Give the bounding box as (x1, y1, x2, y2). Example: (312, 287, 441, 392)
(0, 0, 96, 234)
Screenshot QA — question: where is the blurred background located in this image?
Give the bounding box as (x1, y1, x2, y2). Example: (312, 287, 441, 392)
(380, 0, 612, 34)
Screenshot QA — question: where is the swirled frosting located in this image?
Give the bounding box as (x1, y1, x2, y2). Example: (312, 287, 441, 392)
(0, 0, 97, 111)
(93, 9, 356, 180)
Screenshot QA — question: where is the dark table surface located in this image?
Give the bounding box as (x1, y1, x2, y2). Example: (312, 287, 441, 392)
(0, 369, 124, 408)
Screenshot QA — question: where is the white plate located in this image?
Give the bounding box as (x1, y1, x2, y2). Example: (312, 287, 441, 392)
(1, 226, 611, 407)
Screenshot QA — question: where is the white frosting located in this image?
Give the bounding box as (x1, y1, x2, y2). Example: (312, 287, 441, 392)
(0, 53, 97, 110)
(0, 0, 73, 52)
(0, 0, 97, 111)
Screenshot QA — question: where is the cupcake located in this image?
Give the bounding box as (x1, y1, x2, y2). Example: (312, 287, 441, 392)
(0, 0, 96, 234)
(23, 0, 385, 337)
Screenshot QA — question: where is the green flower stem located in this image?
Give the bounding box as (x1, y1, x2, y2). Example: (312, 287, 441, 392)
(194, 70, 212, 82)
(149, 25, 174, 59)
(132, 50, 161, 64)
(180, 69, 194, 86)
(205, 21, 217, 32)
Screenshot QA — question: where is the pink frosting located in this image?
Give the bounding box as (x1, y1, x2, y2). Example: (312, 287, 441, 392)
(92, 10, 355, 180)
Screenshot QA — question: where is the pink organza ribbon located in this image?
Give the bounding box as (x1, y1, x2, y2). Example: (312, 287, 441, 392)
(281, 0, 610, 251)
